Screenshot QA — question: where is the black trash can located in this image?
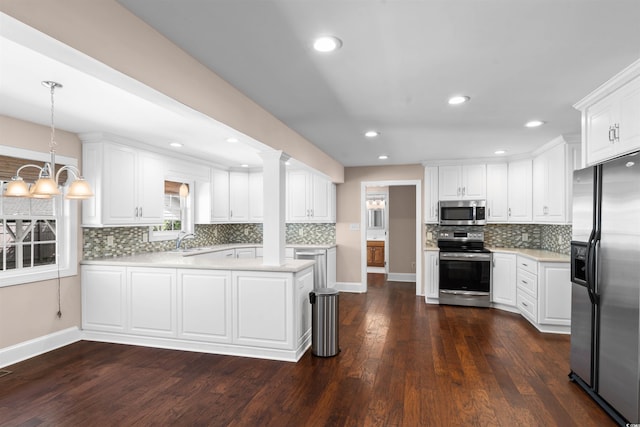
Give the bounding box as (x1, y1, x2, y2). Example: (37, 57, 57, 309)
(309, 288, 340, 357)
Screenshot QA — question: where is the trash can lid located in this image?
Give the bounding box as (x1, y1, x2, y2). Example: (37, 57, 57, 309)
(313, 287, 338, 296)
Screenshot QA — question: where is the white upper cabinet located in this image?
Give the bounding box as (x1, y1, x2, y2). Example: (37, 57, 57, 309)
(229, 171, 249, 222)
(575, 60, 640, 166)
(532, 139, 580, 224)
(423, 166, 439, 223)
(507, 159, 532, 223)
(486, 163, 509, 222)
(206, 169, 263, 224)
(249, 171, 263, 222)
(287, 169, 335, 222)
(210, 168, 230, 222)
(438, 164, 486, 200)
(82, 139, 164, 226)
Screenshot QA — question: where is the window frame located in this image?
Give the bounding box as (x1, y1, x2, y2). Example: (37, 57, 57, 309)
(148, 176, 195, 242)
(0, 145, 79, 288)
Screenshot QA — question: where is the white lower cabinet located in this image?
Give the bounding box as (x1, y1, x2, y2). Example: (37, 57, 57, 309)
(82, 265, 127, 332)
(195, 249, 235, 261)
(81, 264, 313, 361)
(177, 269, 232, 343)
(515, 256, 571, 333)
(296, 267, 314, 350)
(233, 271, 294, 350)
(516, 256, 538, 323)
(327, 246, 337, 288)
(491, 252, 516, 308)
(538, 263, 571, 327)
(235, 248, 256, 259)
(128, 267, 177, 338)
(424, 249, 439, 302)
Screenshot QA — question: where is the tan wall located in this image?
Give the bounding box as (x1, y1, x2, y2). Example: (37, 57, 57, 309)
(0, 0, 344, 183)
(336, 165, 423, 283)
(388, 186, 416, 274)
(0, 115, 82, 349)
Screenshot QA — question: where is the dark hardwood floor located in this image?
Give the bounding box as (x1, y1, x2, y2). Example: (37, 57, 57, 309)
(0, 274, 615, 426)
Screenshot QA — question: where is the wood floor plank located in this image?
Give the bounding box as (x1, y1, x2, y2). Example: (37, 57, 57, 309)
(0, 274, 618, 426)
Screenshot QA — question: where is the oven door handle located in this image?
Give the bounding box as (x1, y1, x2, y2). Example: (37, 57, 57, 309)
(440, 253, 491, 261)
(439, 290, 491, 297)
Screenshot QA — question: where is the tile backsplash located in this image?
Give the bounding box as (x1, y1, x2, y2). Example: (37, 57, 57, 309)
(83, 223, 336, 259)
(425, 223, 571, 255)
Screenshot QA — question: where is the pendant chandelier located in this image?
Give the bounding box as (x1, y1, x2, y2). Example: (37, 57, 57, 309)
(4, 81, 94, 200)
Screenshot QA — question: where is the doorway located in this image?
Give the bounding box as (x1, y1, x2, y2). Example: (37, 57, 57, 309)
(361, 180, 422, 295)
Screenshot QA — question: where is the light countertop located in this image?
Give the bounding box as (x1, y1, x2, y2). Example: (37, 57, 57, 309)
(81, 247, 317, 273)
(486, 247, 570, 263)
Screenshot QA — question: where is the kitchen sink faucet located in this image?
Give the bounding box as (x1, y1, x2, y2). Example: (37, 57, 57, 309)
(176, 231, 195, 250)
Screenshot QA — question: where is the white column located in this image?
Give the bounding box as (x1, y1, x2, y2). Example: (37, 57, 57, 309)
(259, 150, 290, 266)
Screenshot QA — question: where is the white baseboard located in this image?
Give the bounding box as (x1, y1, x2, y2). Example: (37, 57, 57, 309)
(82, 331, 309, 362)
(366, 267, 386, 274)
(335, 281, 366, 293)
(387, 272, 416, 283)
(0, 327, 82, 368)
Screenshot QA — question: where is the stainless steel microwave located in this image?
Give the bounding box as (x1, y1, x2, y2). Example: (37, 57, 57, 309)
(439, 200, 486, 226)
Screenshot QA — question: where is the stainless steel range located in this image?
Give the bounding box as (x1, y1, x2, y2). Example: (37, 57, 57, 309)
(437, 231, 492, 307)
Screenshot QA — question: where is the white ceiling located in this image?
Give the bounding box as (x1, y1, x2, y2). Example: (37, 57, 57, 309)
(2, 2, 640, 170)
(0, 13, 268, 169)
(116, 0, 640, 166)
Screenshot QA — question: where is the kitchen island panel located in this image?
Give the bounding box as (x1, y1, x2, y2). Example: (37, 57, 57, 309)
(177, 269, 232, 343)
(233, 272, 292, 349)
(128, 268, 177, 338)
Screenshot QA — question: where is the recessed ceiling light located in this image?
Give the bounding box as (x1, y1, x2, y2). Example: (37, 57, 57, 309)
(448, 95, 470, 105)
(313, 35, 342, 53)
(240, 164, 249, 168)
(364, 130, 379, 138)
(525, 120, 545, 128)
(285, 161, 291, 166)
(169, 142, 183, 148)
(494, 150, 506, 155)
(378, 155, 389, 160)
(226, 137, 239, 143)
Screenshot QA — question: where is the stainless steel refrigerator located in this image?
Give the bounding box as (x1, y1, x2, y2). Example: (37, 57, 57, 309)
(569, 151, 640, 425)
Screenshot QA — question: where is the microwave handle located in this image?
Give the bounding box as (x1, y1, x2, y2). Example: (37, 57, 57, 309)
(472, 205, 476, 224)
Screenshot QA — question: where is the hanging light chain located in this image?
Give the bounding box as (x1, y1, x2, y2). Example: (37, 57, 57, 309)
(42, 81, 62, 153)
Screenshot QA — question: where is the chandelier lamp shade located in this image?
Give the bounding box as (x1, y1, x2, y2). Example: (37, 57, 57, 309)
(3, 81, 94, 199)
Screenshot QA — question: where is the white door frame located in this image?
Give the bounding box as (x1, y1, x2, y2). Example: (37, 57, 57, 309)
(361, 180, 422, 295)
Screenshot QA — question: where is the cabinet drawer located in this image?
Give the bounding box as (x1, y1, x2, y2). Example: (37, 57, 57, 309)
(517, 290, 537, 323)
(517, 269, 537, 298)
(517, 256, 537, 275)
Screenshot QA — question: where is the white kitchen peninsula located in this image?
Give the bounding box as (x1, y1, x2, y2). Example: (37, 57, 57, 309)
(81, 252, 315, 362)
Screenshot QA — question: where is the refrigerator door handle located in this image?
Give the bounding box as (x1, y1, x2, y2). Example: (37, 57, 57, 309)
(586, 238, 600, 305)
(585, 230, 598, 305)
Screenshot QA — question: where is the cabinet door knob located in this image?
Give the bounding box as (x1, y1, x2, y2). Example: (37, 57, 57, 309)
(508, 208, 512, 217)
(135, 207, 139, 218)
(462, 186, 466, 196)
(614, 123, 620, 142)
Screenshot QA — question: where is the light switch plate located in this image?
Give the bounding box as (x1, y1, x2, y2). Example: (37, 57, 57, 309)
(107, 236, 114, 246)
(522, 233, 528, 242)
